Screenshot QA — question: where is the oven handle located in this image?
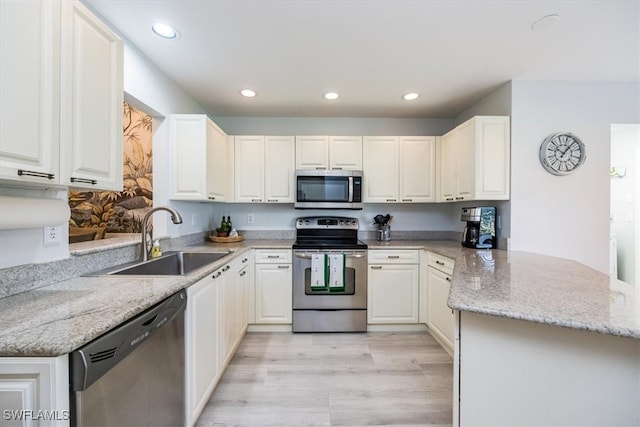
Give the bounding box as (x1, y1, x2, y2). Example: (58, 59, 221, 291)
(294, 252, 366, 259)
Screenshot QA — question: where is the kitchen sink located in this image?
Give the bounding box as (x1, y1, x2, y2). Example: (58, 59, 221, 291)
(90, 251, 232, 276)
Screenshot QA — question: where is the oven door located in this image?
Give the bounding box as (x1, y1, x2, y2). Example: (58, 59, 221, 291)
(292, 249, 367, 309)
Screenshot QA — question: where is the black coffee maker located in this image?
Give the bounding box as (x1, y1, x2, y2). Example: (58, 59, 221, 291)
(461, 207, 496, 249)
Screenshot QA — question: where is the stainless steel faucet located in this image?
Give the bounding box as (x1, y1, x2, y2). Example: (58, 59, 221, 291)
(141, 207, 183, 261)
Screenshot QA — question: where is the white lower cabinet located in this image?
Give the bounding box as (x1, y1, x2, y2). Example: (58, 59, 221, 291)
(367, 250, 419, 324)
(427, 252, 455, 352)
(185, 253, 251, 427)
(254, 249, 292, 324)
(0, 356, 70, 427)
(185, 273, 221, 427)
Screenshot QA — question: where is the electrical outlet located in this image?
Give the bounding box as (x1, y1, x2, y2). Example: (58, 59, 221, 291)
(43, 225, 62, 246)
(247, 213, 255, 224)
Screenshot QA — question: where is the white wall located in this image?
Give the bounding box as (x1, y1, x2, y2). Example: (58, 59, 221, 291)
(610, 124, 639, 284)
(120, 42, 213, 239)
(510, 81, 640, 273)
(212, 202, 460, 233)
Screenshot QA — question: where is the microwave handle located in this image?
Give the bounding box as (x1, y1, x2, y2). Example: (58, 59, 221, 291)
(348, 176, 353, 202)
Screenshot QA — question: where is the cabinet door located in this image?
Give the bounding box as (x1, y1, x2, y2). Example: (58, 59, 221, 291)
(0, 1, 60, 185)
(427, 266, 455, 350)
(220, 265, 237, 368)
(329, 136, 363, 170)
(255, 264, 292, 324)
(170, 115, 207, 200)
(363, 136, 399, 202)
(59, 0, 123, 191)
(206, 119, 231, 202)
(185, 274, 221, 427)
(367, 264, 419, 324)
(474, 116, 510, 200)
(295, 136, 329, 169)
(234, 135, 265, 202)
(454, 120, 474, 201)
(439, 130, 456, 202)
(265, 136, 295, 203)
(0, 356, 70, 427)
(399, 136, 436, 202)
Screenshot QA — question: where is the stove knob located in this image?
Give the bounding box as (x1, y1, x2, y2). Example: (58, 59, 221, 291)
(339, 220, 344, 225)
(305, 220, 310, 225)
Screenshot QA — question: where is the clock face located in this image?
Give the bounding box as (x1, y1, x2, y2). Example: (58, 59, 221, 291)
(539, 133, 586, 175)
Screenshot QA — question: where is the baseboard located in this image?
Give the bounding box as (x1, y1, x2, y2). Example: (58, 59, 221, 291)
(366, 324, 428, 332)
(247, 324, 293, 332)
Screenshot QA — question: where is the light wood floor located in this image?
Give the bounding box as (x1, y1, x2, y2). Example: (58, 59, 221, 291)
(196, 331, 453, 427)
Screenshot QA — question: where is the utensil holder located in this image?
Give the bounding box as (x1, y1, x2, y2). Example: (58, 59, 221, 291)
(377, 225, 391, 241)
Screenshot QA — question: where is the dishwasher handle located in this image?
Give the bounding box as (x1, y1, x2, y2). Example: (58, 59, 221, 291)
(70, 290, 187, 391)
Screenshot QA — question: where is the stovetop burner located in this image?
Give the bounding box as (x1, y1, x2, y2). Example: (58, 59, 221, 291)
(293, 216, 368, 250)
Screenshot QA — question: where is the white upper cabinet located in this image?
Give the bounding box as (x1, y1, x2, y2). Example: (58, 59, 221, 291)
(439, 116, 510, 202)
(59, 0, 123, 191)
(0, 1, 61, 185)
(295, 136, 329, 169)
(295, 135, 362, 170)
(364, 136, 435, 203)
(234, 135, 294, 203)
(265, 136, 295, 203)
(329, 136, 363, 170)
(169, 115, 231, 202)
(399, 136, 436, 202)
(0, 0, 123, 191)
(363, 136, 399, 202)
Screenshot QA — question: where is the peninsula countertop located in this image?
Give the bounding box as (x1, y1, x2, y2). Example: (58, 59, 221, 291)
(0, 239, 637, 357)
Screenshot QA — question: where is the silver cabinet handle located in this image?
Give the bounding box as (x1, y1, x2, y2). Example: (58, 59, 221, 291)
(71, 177, 97, 185)
(402, 199, 412, 202)
(455, 197, 464, 200)
(387, 255, 400, 259)
(222, 265, 230, 272)
(371, 266, 383, 270)
(277, 265, 290, 269)
(445, 197, 454, 201)
(239, 271, 246, 277)
(386, 199, 397, 202)
(267, 255, 280, 259)
(251, 199, 262, 202)
(242, 258, 248, 263)
(445, 277, 451, 282)
(435, 260, 445, 265)
(18, 169, 55, 180)
(315, 167, 327, 170)
(212, 271, 222, 278)
(208, 196, 215, 200)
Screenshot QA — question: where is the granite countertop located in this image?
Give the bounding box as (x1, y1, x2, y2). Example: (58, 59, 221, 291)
(0, 238, 637, 357)
(447, 249, 639, 340)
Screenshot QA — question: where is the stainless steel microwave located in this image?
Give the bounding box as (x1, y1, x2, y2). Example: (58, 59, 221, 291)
(294, 169, 363, 209)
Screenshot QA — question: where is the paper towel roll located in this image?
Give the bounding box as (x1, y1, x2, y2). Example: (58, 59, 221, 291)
(0, 196, 70, 230)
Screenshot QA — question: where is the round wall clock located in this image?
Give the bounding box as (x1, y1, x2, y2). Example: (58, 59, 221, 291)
(539, 132, 586, 175)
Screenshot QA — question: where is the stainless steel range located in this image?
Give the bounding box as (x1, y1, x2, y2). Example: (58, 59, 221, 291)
(292, 216, 368, 332)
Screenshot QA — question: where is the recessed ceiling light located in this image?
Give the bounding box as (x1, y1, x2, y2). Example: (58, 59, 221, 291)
(403, 93, 420, 101)
(240, 89, 257, 98)
(151, 22, 179, 39)
(531, 14, 560, 31)
(324, 92, 339, 100)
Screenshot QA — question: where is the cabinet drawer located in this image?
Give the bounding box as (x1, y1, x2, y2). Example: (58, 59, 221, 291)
(427, 252, 454, 274)
(254, 249, 292, 264)
(368, 250, 419, 264)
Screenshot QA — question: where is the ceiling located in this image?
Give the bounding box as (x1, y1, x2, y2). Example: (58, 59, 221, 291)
(85, 0, 639, 118)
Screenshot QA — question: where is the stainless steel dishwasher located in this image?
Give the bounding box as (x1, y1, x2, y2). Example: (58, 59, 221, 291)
(70, 290, 186, 427)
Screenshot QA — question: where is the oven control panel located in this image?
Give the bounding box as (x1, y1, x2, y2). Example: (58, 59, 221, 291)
(296, 216, 359, 230)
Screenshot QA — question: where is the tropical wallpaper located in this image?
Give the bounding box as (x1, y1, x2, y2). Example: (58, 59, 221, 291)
(69, 103, 153, 234)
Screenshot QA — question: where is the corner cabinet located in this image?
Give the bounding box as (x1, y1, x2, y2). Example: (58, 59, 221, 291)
(363, 136, 436, 203)
(169, 115, 232, 202)
(234, 136, 295, 203)
(439, 116, 510, 202)
(0, 0, 123, 191)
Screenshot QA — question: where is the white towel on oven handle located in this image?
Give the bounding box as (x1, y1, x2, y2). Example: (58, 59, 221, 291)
(328, 254, 345, 289)
(310, 253, 327, 288)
